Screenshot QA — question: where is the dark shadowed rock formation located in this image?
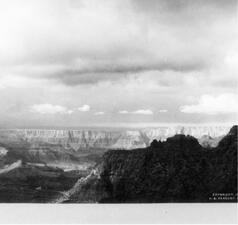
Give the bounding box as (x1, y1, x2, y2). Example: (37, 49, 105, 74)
(68, 126, 237, 203)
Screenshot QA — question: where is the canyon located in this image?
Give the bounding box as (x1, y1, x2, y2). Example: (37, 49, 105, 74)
(0, 125, 236, 203)
(61, 126, 238, 203)
(0, 125, 231, 150)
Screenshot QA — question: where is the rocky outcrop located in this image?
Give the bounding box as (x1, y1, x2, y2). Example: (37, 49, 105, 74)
(68, 126, 237, 203)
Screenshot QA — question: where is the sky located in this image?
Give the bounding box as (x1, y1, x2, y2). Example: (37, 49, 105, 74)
(0, 0, 237, 128)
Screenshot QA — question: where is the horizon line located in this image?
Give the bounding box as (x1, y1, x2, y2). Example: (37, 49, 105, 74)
(0, 122, 236, 130)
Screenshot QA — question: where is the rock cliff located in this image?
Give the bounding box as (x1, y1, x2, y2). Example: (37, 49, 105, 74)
(65, 126, 237, 203)
(0, 126, 230, 150)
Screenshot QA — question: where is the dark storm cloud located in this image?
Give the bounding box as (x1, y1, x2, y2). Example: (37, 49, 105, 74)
(44, 0, 236, 86)
(54, 60, 205, 85)
(132, 0, 236, 12)
(1, 0, 235, 87)
(131, 0, 236, 28)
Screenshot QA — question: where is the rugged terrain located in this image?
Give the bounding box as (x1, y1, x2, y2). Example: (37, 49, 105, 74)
(0, 125, 236, 203)
(61, 126, 237, 203)
(0, 126, 229, 174)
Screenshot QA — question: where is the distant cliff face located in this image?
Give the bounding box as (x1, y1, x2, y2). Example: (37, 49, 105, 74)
(0, 126, 230, 150)
(64, 126, 237, 203)
(0, 126, 232, 174)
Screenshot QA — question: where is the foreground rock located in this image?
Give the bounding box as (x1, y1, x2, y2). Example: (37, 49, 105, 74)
(66, 126, 237, 203)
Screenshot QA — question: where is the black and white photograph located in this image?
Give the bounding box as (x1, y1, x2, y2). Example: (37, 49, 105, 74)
(0, 0, 237, 223)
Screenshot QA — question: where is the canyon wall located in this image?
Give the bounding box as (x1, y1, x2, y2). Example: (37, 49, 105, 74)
(0, 126, 231, 150)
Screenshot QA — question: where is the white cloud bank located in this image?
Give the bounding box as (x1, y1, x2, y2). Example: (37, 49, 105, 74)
(180, 93, 238, 115)
(30, 104, 73, 115)
(132, 109, 154, 115)
(78, 105, 90, 112)
(119, 110, 130, 114)
(94, 111, 105, 115)
(119, 109, 153, 115)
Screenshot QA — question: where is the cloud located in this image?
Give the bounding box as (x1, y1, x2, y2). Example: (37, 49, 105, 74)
(132, 109, 153, 115)
(119, 110, 129, 114)
(78, 104, 90, 112)
(180, 93, 238, 114)
(119, 109, 153, 115)
(94, 111, 105, 115)
(30, 104, 73, 114)
(0, 0, 236, 86)
(159, 109, 168, 113)
(0, 0, 237, 127)
(52, 60, 205, 86)
(132, 0, 235, 15)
